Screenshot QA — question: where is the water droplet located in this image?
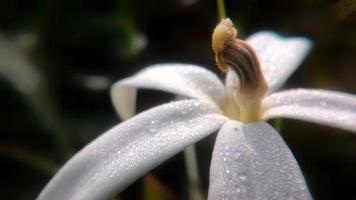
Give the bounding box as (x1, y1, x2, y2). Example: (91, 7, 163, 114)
(320, 101, 327, 107)
(287, 173, 294, 180)
(233, 150, 242, 160)
(286, 193, 295, 200)
(239, 174, 247, 181)
(91, 173, 98, 181)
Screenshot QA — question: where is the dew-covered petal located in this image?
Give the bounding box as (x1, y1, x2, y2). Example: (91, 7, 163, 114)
(247, 31, 312, 92)
(208, 120, 312, 200)
(37, 99, 227, 200)
(111, 63, 226, 119)
(262, 89, 356, 133)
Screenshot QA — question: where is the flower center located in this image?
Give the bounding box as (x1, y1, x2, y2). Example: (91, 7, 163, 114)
(212, 18, 268, 123)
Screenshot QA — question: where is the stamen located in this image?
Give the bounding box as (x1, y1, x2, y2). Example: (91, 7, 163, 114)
(212, 18, 268, 122)
(212, 18, 266, 95)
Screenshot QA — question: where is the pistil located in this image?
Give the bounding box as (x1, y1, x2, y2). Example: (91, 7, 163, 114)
(212, 18, 268, 123)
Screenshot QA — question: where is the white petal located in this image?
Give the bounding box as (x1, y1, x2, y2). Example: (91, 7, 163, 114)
(223, 69, 240, 119)
(208, 121, 312, 200)
(262, 89, 356, 133)
(111, 63, 226, 119)
(37, 99, 227, 200)
(225, 68, 239, 99)
(247, 31, 312, 92)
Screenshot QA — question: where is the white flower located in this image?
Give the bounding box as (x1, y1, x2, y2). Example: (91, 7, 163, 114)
(37, 19, 356, 200)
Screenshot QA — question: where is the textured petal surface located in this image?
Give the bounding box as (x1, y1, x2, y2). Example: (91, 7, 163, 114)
(247, 31, 312, 92)
(262, 89, 356, 133)
(37, 99, 227, 200)
(111, 63, 226, 119)
(208, 121, 312, 200)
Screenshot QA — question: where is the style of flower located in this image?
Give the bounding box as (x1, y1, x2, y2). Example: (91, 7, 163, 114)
(37, 19, 356, 200)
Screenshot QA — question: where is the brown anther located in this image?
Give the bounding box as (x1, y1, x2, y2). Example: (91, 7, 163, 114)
(212, 18, 267, 96)
(212, 18, 237, 72)
(212, 18, 268, 122)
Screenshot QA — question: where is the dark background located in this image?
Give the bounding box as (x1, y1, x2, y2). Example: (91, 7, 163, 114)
(0, 0, 355, 199)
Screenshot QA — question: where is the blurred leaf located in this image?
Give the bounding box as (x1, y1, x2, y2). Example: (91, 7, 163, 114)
(274, 118, 284, 134)
(334, 0, 356, 21)
(0, 34, 73, 160)
(0, 144, 58, 175)
(143, 174, 178, 200)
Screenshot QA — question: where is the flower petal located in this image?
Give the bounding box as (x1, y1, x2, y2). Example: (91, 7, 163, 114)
(223, 69, 240, 119)
(37, 99, 227, 200)
(247, 31, 312, 92)
(111, 63, 226, 119)
(208, 120, 312, 200)
(225, 69, 239, 100)
(262, 89, 356, 133)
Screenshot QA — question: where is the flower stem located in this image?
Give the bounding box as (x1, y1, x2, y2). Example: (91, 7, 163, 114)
(183, 145, 204, 200)
(217, 0, 226, 19)
(239, 100, 263, 123)
(274, 118, 284, 134)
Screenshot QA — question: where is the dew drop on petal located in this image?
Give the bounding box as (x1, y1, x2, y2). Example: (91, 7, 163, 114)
(239, 174, 247, 181)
